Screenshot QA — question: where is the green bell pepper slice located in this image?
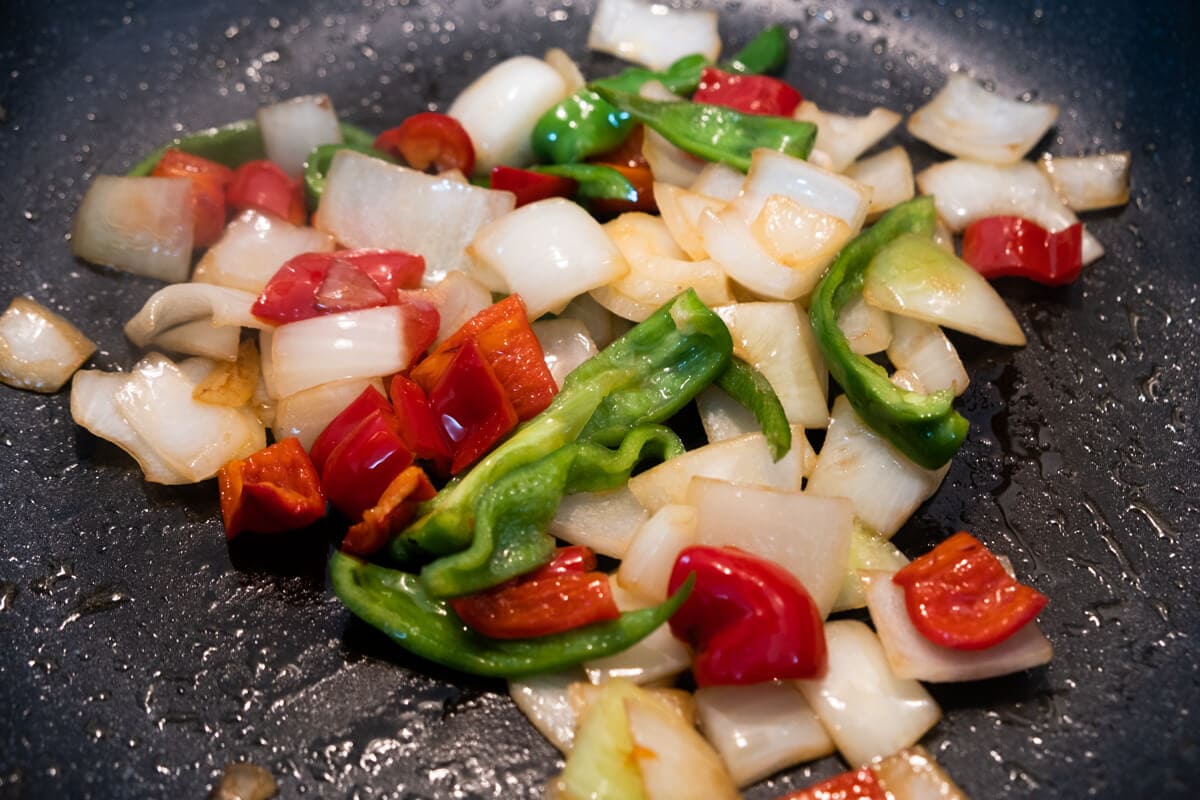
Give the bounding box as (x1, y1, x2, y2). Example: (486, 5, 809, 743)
(715, 357, 792, 461)
(722, 25, 789, 75)
(530, 163, 638, 203)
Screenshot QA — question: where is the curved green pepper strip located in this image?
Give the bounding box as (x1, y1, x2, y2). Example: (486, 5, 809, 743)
(126, 119, 377, 175)
(391, 289, 732, 563)
(715, 357, 792, 461)
(531, 163, 638, 203)
(589, 87, 816, 173)
(303, 142, 397, 209)
(331, 551, 695, 679)
(722, 25, 789, 75)
(590, 53, 710, 96)
(809, 196, 968, 469)
(420, 424, 684, 598)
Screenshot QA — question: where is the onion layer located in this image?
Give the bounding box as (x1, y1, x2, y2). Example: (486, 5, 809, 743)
(257, 94, 343, 177)
(193, 210, 335, 294)
(0, 297, 96, 392)
(72, 176, 194, 283)
(587, 0, 720, 70)
(1039, 151, 1132, 212)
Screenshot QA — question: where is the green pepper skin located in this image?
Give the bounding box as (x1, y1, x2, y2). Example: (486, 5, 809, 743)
(530, 90, 635, 166)
(331, 551, 695, 678)
(809, 196, 969, 470)
(722, 25, 789, 75)
(715, 357, 792, 461)
(590, 53, 711, 96)
(531, 163, 638, 203)
(303, 142, 396, 209)
(589, 87, 816, 173)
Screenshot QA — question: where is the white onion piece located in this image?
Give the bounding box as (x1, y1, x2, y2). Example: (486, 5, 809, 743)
(643, 127, 707, 188)
(570, 682, 696, 727)
(509, 668, 586, 753)
(832, 521, 908, 613)
(124, 283, 265, 356)
(548, 487, 647, 559)
(533, 318, 598, 389)
(448, 56, 569, 175)
(732, 149, 871, 233)
(193, 211, 335, 294)
(560, 293, 632, 350)
(806, 396, 948, 538)
(886, 316, 968, 396)
(71, 370, 189, 484)
(889, 368, 925, 394)
(714, 302, 829, 428)
(695, 385, 759, 443)
(257, 328, 278, 400)
(544, 48, 586, 94)
(272, 377, 385, 450)
(114, 353, 265, 482)
(845, 146, 915, 219)
(587, 0, 720, 70)
(71, 176, 194, 282)
(862, 233, 1026, 346)
(605, 211, 685, 263)
(933, 219, 956, 254)
(796, 620, 941, 766)
(257, 94, 343, 177)
(688, 478, 853, 618)
(269, 306, 418, 398)
(0, 297, 96, 392)
(653, 183, 725, 260)
(470, 198, 629, 318)
(700, 207, 816, 301)
(750, 197, 854, 294)
(872, 746, 969, 800)
(420, 270, 492, 347)
(689, 162, 745, 201)
(152, 319, 241, 362)
(625, 692, 740, 800)
(908, 74, 1058, 165)
(838, 293, 893, 356)
(695, 682, 834, 787)
(617, 505, 699, 603)
(793, 101, 902, 172)
(584, 580, 691, 686)
(862, 571, 1053, 683)
(915, 158, 1104, 265)
(628, 426, 814, 514)
(588, 284, 655, 324)
(1039, 151, 1132, 212)
(316, 151, 514, 284)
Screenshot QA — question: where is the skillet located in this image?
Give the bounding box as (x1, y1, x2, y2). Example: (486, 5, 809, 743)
(1, 1, 1198, 797)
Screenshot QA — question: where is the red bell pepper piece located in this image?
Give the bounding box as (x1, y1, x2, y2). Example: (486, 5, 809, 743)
(961, 216, 1084, 286)
(427, 337, 519, 474)
(892, 531, 1049, 651)
(217, 437, 325, 539)
(388, 374, 453, 468)
(227, 160, 307, 226)
(374, 112, 476, 175)
(775, 767, 887, 800)
(692, 67, 803, 117)
(449, 546, 619, 639)
(667, 545, 826, 686)
(320, 409, 415, 521)
(490, 166, 578, 207)
(308, 385, 394, 473)
(590, 125, 649, 169)
(587, 163, 657, 216)
(342, 465, 437, 555)
(150, 149, 233, 248)
(252, 249, 427, 324)
(410, 294, 557, 422)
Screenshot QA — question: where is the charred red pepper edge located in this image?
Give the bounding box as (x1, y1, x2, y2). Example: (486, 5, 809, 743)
(217, 437, 325, 539)
(961, 216, 1084, 286)
(342, 466, 437, 556)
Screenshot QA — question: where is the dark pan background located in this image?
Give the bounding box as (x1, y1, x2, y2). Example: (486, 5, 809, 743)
(1, 1, 1198, 798)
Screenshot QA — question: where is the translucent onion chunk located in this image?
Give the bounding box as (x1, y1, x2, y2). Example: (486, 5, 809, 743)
(1039, 151, 1132, 212)
(257, 94, 343, 177)
(72, 176, 194, 282)
(587, 0, 720, 71)
(193, 210, 335, 294)
(0, 297, 96, 392)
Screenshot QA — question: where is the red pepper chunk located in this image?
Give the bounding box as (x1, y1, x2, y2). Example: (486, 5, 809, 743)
(150, 149, 233, 248)
(587, 163, 657, 216)
(388, 374, 453, 469)
(427, 337, 519, 474)
(961, 216, 1084, 286)
(490, 166, 578, 207)
(320, 409, 415, 521)
(227, 160, 307, 226)
(342, 465, 437, 555)
(449, 546, 618, 639)
(217, 437, 325, 539)
(692, 67, 803, 117)
(252, 249, 427, 324)
(375, 112, 476, 175)
(308, 385, 394, 473)
(776, 767, 887, 800)
(667, 545, 826, 686)
(892, 531, 1049, 651)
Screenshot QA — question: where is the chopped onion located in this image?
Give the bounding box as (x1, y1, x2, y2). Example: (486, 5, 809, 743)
(558, 293, 630, 350)
(588, 284, 656, 324)
(862, 232, 1026, 346)
(193, 210, 335, 294)
(694, 385, 759, 443)
(570, 682, 696, 727)
(861, 570, 1053, 682)
(845, 146, 915, 219)
(793, 101, 902, 172)
(604, 211, 685, 264)
(695, 682, 834, 787)
(509, 668, 586, 753)
(584, 580, 691, 686)
(316, 151, 515, 284)
(806, 396, 948, 538)
(628, 426, 814, 514)
(548, 487, 647, 559)
(837, 293, 893, 356)
(643, 127, 708, 188)
(1039, 151, 1132, 212)
(915, 158, 1104, 264)
(419, 270, 493, 346)
(257, 94, 343, 178)
(151, 319, 241, 362)
(71, 176, 194, 283)
(908, 74, 1058, 164)
(688, 477, 853, 618)
(587, 0, 720, 71)
(532, 318, 598, 389)
(544, 48, 586, 93)
(0, 296, 96, 392)
(731, 149, 871, 234)
(795, 620, 941, 767)
(268, 306, 419, 398)
(653, 183, 726, 261)
(700, 207, 817, 301)
(750, 196, 854, 294)
(448, 56, 569, 175)
(124, 283, 265, 360)
(192, 339, 259, 407)
(469, 198, 629, 318)
(872, 746, 969, 800)
(624, 690, 740, 800)
(886, 316, 969, 396)
(617, 505, 699, 602)
(113, 353, 265, 482)
(831, 521, 908, 613)
(273, 377, 386, 450)
(689, 162, 745, 202)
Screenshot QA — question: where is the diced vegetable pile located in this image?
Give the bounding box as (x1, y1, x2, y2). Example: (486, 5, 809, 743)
(0, 0, 1134, 797)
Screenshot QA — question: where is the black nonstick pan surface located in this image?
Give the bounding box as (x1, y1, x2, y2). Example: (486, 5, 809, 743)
(1, 1, 1198, 798)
